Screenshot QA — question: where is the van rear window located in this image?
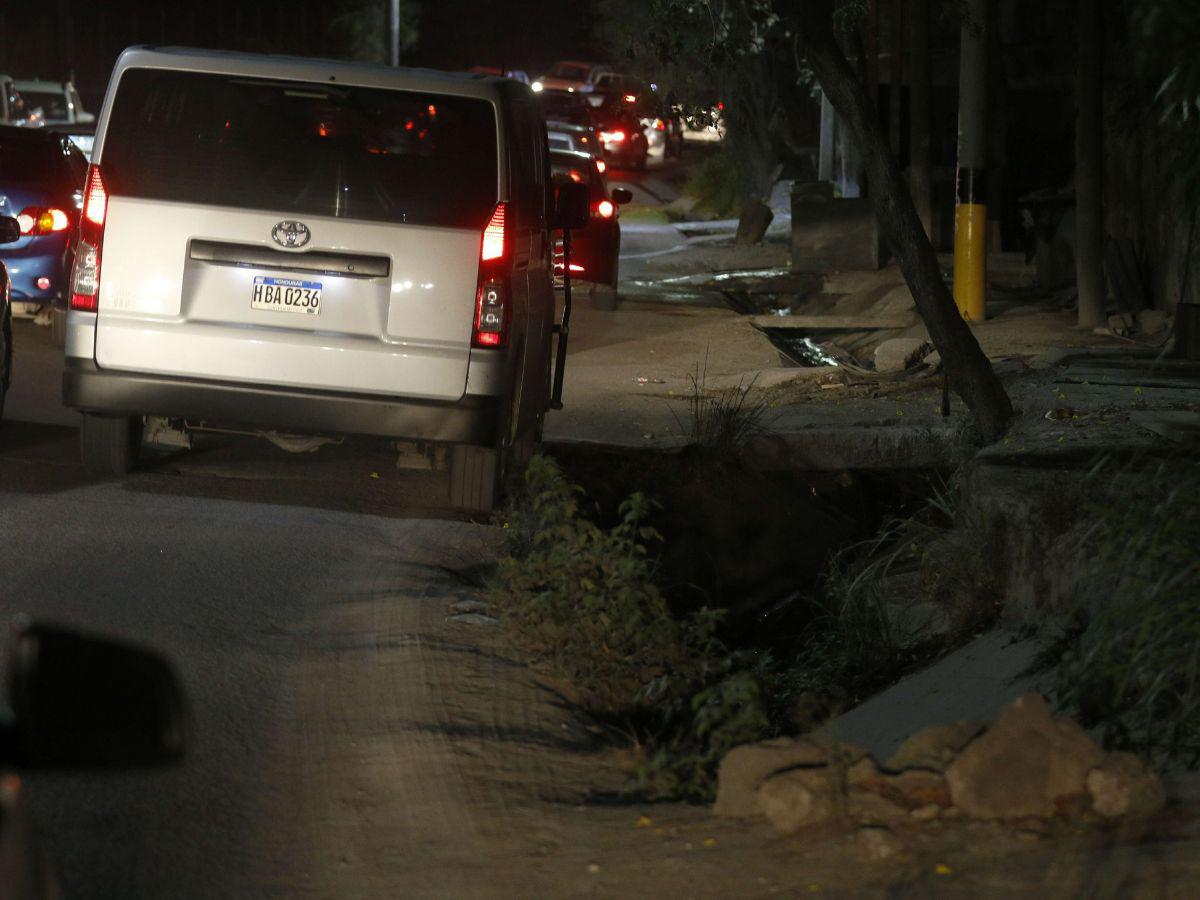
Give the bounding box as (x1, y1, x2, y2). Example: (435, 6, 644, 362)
(101, 69, 498, 229)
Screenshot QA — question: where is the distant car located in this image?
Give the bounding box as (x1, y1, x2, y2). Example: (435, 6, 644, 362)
(546, 121, 603, 159)
(0, 126, 88, 324)
(594, 88, 683, 161)
(0, 215, 16, 417)
(550, 149, 631, 299)
(592, 105, 649, 170)
(45, 120, 96, 161)
(466, 66, 531, 85)
(1, 76, 32, 125)
(12, 80, 94, 125)
(533, 61, 614, 95)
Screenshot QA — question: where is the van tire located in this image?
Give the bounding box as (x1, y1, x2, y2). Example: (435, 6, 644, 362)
(81, 413, 142, 475)
(51, 307, 67, 348)
(448, 444, 498, 513)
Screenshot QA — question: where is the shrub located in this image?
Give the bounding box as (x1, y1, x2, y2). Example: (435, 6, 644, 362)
(682, 146, 741, 218)
(489, 454, 771, 801)
(489, 455, 718, 710)
(1054, 460, 1200, 769)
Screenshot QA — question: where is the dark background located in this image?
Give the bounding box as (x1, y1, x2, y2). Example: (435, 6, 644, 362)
(0, 0, 602, 110)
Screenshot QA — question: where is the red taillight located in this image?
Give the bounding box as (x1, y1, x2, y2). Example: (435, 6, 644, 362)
(71, 164, 107, 312)
(654, 118, 665, 131)
(481, 202, 506, 262)
(474, 202, 510, 348)
(596, 199, 615, 219)
(16, 207, 71, 236)
(82, 165, 107, 229)
(600, 130, 626, 143)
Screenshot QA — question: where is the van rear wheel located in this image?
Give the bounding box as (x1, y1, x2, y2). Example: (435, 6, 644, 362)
(80, 413, 142, 475)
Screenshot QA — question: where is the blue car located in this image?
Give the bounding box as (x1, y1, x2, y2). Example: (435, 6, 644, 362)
(0, 126, 88, 315)
(0, 215, 16, 417)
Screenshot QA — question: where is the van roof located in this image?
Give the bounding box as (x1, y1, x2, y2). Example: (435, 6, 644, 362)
(111, 46, 511, 102)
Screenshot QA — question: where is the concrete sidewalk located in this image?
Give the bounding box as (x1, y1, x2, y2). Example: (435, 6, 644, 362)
(546, 266, 1199, 470)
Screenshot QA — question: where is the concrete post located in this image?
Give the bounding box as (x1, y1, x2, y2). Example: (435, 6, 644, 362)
(908, 0, 933, 239)
(819, 91, 836, 183)
(390, 0, 401, 66)
(954, 0, 988, 321)
(1075, 0, 1106, 328)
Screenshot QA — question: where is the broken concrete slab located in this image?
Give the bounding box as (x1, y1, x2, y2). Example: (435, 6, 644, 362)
(809, 629, 1052, 762)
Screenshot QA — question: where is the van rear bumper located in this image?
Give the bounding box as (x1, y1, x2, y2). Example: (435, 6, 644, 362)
(62, 358, 499, 445)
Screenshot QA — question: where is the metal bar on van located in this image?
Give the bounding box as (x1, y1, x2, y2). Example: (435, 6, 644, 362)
(188, 240, 391, 278)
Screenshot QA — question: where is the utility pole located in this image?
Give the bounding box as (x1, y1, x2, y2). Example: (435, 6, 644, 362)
(908, 0, 932, 239)
(390, 0, 401, 66)
(954, 0, 988, 322)
(1075, 0, 1106, 328)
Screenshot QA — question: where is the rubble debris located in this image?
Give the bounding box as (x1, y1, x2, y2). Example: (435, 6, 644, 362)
(874, 338, 934, 373)
(714, 692, 1166, 832)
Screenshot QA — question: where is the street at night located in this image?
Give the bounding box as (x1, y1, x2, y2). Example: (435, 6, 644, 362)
(3, 1, 1200, 898)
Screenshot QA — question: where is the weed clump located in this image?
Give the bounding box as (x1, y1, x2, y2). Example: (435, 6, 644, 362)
(1054, 460, 1200, 769)
(489, 455, 767, 798)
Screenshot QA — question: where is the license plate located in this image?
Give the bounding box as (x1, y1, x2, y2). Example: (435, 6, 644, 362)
(251, 276, 322, 315)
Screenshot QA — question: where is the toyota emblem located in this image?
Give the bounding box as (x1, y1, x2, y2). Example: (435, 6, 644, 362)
(271, 220, 311, 248)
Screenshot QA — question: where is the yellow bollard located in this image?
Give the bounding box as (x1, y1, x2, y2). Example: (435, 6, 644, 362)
(953, 201, 987, 321)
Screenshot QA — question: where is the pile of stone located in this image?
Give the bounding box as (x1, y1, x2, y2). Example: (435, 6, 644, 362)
(714, 692, 1165, 833)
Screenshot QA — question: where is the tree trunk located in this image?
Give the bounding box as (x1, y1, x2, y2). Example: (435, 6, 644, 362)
(1075, 0, 1106, 328)
(736, 200, 774, 245)
(798, 2, 1013, 442)
(908, 0, 933, 238)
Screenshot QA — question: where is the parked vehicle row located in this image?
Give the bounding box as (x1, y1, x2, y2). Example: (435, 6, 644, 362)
(0, 76, 94, 127)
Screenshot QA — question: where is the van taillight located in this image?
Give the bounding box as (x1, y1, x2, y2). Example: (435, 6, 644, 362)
(474, 202, 509, 348)
(70, 165, 107, 312)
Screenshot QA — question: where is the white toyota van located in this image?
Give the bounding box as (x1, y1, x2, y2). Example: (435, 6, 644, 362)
(64, 47, 566, 510)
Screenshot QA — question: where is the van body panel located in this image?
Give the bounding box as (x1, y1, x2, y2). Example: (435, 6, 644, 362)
(94, 197, 481, 400)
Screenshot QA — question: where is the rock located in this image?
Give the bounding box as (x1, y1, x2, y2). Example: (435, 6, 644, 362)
(885, 720, 986, 773)
(846, 757, 880, 785)
(1106, 313, 1135, 336)
(1137, 309, 1170, 336)
(910, 804, 941, 821)
(713, 738, 831, 818)
(847, 787, 909, 825)
(855, 826, 903, 861)
(924, 350, 942, 370)
(874, 338, 934, 373)
(757, 767, 842, 833)
(945, 692, 1105, 819)
(447, 599, 490, 615)
(890, 770, 952, 808)
(1086, 752, 1166, 819)
(445, 612, 500, 626)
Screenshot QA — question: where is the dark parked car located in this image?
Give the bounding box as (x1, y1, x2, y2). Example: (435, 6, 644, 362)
(550, 149, 631, 305)
(0, 126, 88, 323)
(592, 102, 650, 170)
(0, 215, 16, 418)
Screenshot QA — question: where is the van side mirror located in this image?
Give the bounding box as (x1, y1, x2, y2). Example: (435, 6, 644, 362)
(611, 188, 633, 206)
(3, 621, 188, 769)
(554, 182, 590, 230)
(0, 216, 20, 245)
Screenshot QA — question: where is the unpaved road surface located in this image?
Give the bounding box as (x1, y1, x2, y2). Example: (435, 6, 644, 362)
(3, 317, 1199, 897)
